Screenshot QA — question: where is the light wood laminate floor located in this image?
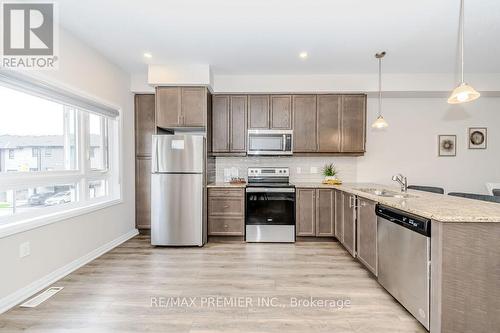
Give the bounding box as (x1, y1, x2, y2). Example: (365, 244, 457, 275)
(0, 236, 426, 332)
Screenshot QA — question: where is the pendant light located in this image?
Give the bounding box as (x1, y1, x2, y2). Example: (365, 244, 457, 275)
(372, 51, 389, 129)
(448, 0, 480, 104)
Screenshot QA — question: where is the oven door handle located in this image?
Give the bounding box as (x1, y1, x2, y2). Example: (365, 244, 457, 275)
(246, 188, 295, 193)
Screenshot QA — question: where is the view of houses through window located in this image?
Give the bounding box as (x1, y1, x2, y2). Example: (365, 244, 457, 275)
(0, 82, 117, 222)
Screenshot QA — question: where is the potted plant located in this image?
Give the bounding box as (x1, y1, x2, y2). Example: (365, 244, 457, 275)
(322, 163, 338, 181)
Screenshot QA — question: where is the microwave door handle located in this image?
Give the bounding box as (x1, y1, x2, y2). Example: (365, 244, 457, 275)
(283, 134, 286, 151)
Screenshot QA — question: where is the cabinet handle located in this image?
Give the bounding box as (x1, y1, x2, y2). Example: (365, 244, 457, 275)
(224, 224, 228, 228)
(224, 205, 230, 208)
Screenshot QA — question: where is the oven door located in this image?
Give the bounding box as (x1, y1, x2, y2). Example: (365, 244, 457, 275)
(247, 130, 292, 155)
(245, 188, 295, 225)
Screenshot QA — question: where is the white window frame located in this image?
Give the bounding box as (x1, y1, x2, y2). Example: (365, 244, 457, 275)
(0, 73, 122, 238)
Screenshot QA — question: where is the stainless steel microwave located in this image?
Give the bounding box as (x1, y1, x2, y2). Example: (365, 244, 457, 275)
(247, 130, 293, 155)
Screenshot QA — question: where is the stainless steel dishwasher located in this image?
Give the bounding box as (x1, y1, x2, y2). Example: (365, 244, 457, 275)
(376, 205, 431, 330)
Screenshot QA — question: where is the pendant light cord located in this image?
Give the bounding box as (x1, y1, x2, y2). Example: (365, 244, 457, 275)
(378, 57, 382, 117)
(460, 0, 464, 83)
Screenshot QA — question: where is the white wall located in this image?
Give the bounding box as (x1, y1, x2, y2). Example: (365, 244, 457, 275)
(359, 96, 500, 194)
(0, 29, 135, 305)
(212, 73, 500, 94)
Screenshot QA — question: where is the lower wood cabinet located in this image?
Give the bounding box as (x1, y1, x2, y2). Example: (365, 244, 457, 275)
(357, 197, 378, 275)
(342, 192, 356, 257)
(296, 188, 335, 237)
(208, 188, 245, 236)
(135, 158, 151, 229)
(334, 190, 344, 241)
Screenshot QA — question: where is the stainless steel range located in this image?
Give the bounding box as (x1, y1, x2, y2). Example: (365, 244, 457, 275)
(245, 167, 295, 243)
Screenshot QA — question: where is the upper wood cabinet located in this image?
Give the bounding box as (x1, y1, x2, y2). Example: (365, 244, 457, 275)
(317, 95, 342, 153)
(135, 94, 155, 157)
(357, 197, 378, 276)
(293, 95, 317, 152)
(270, 95, 292, 129)
(210, 93, 366, 155)
(248, 95, 270, 129)
(248, 95, 292, 130)
(156, 86, 207, 128)
(341, 95, 366, 153)
(229, 96, 247, 152)
(211, 95, 247, 154)
(212, 95, 230, 152)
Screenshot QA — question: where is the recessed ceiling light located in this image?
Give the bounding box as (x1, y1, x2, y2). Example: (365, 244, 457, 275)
(299, 52, 308, 59)
(143, 52, 152, 59)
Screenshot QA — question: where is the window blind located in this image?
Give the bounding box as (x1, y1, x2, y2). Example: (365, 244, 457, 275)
(0, 70, 119, 118)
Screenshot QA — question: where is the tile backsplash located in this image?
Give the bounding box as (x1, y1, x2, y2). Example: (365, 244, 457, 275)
(215, 156, 358, 183)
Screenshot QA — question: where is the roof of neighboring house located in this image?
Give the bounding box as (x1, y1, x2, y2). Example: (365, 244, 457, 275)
(0, 135, 101, 149)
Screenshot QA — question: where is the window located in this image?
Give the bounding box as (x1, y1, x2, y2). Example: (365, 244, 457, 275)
(89, 113, 108, 170)
(0, 73, 121, 232)
(32, 147, 39, 158)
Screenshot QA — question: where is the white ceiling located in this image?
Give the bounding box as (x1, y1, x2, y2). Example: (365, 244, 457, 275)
(57, 0, 500, 76)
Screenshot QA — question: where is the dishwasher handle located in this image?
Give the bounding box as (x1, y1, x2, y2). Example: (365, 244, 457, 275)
(376, 205, 431, 237)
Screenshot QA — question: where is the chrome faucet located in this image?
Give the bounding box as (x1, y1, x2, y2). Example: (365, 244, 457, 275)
(392, 174, 408, 192)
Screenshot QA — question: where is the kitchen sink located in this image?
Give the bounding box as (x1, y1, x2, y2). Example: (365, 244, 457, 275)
(358, 188, 418, 199)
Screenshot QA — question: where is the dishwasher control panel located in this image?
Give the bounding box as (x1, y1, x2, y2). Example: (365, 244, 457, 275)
(375, 205, 431, 237)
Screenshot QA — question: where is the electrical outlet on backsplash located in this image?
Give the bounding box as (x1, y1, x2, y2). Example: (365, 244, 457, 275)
(215, 156, 358, 183)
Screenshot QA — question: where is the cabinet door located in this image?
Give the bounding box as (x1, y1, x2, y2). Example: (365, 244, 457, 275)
(229, 96, 247, 152)
(296, 188, 316, 236)
(136, 158, 151, 229)
(357, 198, 378, 275)
(334, 190, 344, 242)
(317, 95, 341, 152)
(212, 96, 230, 153)
(316, 189, 335, 237)
(181, 87, 207, 127)
(341, 95, 366, 153)
(135, 94, 155, 157)
(293, 95, 317, 152)
(342, 192, 356, 257)
(270, 95, 292, 129)
(248, 95, 270, 129)
(156, 87, 181, 128)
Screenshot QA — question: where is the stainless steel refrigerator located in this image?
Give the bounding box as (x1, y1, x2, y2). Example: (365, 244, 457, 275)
(151, 135, 206, 246)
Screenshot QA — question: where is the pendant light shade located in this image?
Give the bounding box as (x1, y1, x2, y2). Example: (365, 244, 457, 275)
(447, 82, 480, 104)
(448, 0, 480, 104)
(372, 115, 389, 129)
(371, 51, 388, 129)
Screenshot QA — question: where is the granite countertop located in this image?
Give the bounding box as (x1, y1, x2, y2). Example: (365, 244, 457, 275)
(207, 182, 247, 188)
(293, 182, 500, 223)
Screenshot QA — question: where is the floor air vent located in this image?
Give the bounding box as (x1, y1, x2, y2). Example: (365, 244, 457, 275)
(20, 287, 64, 308)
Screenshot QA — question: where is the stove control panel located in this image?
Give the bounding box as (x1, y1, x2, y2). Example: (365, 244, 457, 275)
(248, 167, 289, 177)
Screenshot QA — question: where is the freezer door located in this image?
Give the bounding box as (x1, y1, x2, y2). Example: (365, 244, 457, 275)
(152, 135, 204, 173)
(151, 173, 204, 246)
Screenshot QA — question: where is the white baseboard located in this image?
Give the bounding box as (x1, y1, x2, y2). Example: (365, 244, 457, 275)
(0, 228, 139, 314)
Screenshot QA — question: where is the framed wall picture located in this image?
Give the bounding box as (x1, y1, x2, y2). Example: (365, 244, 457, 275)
(468, 127, 487, 149)
(438, 135, 457, 157)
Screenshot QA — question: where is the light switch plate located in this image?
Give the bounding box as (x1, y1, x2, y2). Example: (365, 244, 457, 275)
(310, 167, 318, 174)
(19, 242, 30, 258)
(296, 167, 301, 174)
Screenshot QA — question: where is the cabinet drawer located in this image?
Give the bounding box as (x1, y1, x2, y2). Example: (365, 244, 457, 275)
(208, 217, 244, 236)
(209, 197, 244, 216)
(208, 188, 244, 197)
